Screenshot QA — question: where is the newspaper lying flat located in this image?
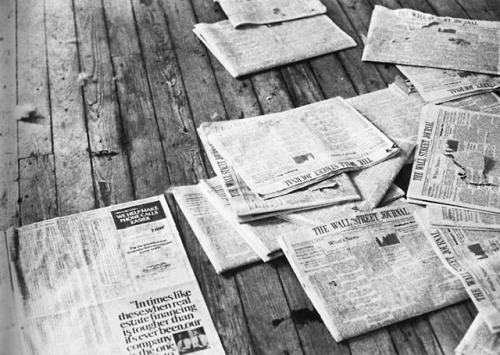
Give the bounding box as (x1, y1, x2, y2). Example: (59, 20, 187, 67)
(193, 15, 356, 78)
(198, 120, 360, 221)
(201, 97, 399, 199)
(363, 6, 500, 75)
(417, 209, 500, 333)
(0, 232, 20, 355)
(408, 104, 500, 214)
(427, 205, 500, 231)
(171, 183, 261, 273)
(7, 196, 225, 355)
(215, 0, 326, 28)
(443, 91, 500, 114)
(278, 203, 467, 341)
(456, 316, 500, 355)
(398, 65, 500, 104)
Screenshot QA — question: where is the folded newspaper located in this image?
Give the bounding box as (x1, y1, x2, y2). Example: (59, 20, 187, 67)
(456, 316, 500, 355)
(215, 0, 326, 27)
(408, 104, 500, 213)
(363, 6, 500, 75)
(198, 119, 361, 221)
(427, 205, 500, 231)
(193, 15, 356, 78)
(398, 65, 500, 104)
(416, 208, 500, 333)
(5, 196, 225, 355)
(278, 203, 467, 341)
(200, 97, 400, 199)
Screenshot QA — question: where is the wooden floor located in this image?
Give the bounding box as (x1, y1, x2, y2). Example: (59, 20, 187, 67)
(2, 0, 498, 354)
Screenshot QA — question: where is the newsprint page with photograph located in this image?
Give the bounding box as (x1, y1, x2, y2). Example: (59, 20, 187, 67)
(3, 195, 225, 355)
(278, 203, 467, 341)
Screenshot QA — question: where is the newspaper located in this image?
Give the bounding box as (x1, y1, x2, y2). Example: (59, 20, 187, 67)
(379, 185, 406, 206)
(417, 209, 500, 333)
(278, 203, 467, 341)
(215, 0, 326, 28)
(193, 15, 356, 78)
(427, 205, 500, 231)
(0, 232, 20, 355)
(201, 97, 399, 199)
(363, 6, 500, 75)
(171, 183, 261, 273)
(398, 65, 500, 104)
(198, 120, 360, 221)
(7, 196, 225, 355)
(408, 104, 500, 214)
(456, 316, 500, 355)
(443, 92, 500, 114)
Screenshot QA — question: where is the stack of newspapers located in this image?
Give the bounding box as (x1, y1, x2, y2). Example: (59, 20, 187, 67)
(193, 0, 356, 77)
(362, 6, 500, 354)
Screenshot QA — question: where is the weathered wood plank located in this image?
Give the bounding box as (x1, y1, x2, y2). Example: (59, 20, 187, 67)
(17, 0, 52, 158)
(18, 155, 58, 225)
(348, 329, 398, 355)
(0, 0, 18, 229)
(74, 0, 135, 207)
(102, 0, 142, 57)
(388, 317, 443, 355)
(45, 0, 95, 215)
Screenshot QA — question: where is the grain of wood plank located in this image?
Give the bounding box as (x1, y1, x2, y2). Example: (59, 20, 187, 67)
(308, 55, 358, 99)
(16, 0, 52, 158)
(112, 55, 169, 198)
(159, 0, 227, 124)
(18, 155, 58, 225)
(348, 329, 398, 355)
(454, 0, 498, 20)
(388, 317, 443, 355)
(74, 0, 135, 207)
(0, 0, 18, 229)
(45, 0, 95, 215)
(280, 65, 325, 106)
(250, 71, 295, 114)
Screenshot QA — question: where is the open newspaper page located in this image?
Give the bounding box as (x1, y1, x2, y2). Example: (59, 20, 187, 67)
(7, 196, 225, 355)
(398, 65, 500, 103)
(416, 209, 500, 333)
(201, 97, 399, 198)
(193, 16, 356, 78)
(363, 6, 500, 75)
(427, 205, 500, 231)
(171, 183, 261, 273)
(278, 203, 467, 341)
(201, 178, 303, 260)
(346, 83, 425, 142)
(198, 120, 360, 221)
(214, 0, 326, 27)
(0, 231, 21, 355)
(456, 316, 500, 355)
(443, 92, 500, 114)
(407, 104, 500, 213)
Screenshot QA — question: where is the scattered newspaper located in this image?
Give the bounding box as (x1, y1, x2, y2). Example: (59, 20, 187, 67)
(427, 205, 500, 231)
(193, 15, 356, 78)
(7, 196, 225, 355)
(0, 232, 20, 355)
(278, 203, 467, 341)
(171, 182, 261, 273)
(456, 316, 500, 355)
(198, 120, 360, 221)
(363, 6, 500, 75)
(200, 97, 399, 199)
(408, 104, 500, 214)
(398, 65, 500, 104)
(443, 92, 500, 114)
(215, 0, 326, 27)
(417, 209, 500, 333)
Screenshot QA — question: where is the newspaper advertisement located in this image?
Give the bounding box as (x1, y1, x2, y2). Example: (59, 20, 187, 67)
(171, 183, 261, 273)
(201, 97, 399, 198)
(198, 120, 360, 221)
(7, 196, 225, 355)
(215, 0, 326, 27)
(278, 203, 467, 341)
(398, 65, 500, 103)
(0, 231, 21, 355)
(407, 104, 500, 213)
(363, 6, 500, 75)
(193, 15, 356, 78)
(201, 178, 298, 260)
(427, 205, 500, 231)
(456, 316, 500, 355)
